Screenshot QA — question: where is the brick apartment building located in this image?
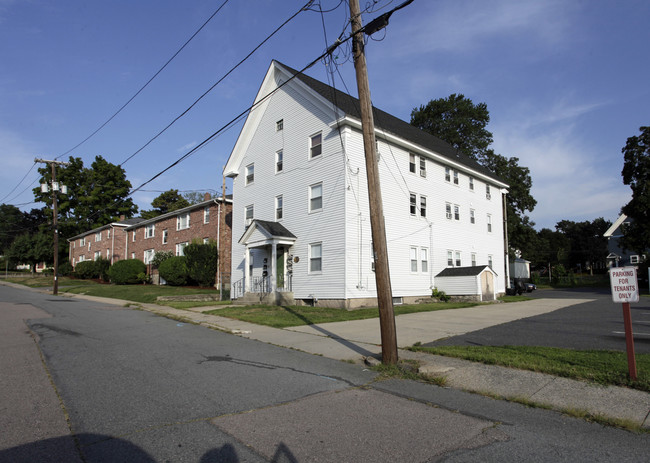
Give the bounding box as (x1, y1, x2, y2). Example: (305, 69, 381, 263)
(68, 195, 233, 287)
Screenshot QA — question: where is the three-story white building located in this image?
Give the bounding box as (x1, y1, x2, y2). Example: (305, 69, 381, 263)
(225, 61, 509, 308)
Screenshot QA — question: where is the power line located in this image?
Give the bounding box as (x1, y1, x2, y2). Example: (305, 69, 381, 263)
(55, 0, 232, 160)
(0, 162, 37, 204)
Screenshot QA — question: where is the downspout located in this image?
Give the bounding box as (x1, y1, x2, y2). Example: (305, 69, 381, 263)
(110, 224, 115, 264)
(125, 227, 129, 260)
(502, 189, 510, 291)
(213, 197, 221, 293)
(429, 222, 434, 291)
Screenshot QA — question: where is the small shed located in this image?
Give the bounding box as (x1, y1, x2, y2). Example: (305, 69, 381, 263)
(510, 258, 531, 280)
(435, 265, 498, 301)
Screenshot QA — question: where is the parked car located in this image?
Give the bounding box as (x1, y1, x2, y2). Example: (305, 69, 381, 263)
(524, 282, 536, 292)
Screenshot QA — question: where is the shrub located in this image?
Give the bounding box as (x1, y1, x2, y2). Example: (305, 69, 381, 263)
(158, 256, 188, 286)
(108, 259, 147, 285)
(74, 261, 97, 279)
(58, 261, 74, 277)
(150, 250, 174, 269)
(184, 241, 218, 287)
(432, 287, 450, 302)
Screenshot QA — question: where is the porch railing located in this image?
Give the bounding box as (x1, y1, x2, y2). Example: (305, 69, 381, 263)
(231, 274, 293, 299)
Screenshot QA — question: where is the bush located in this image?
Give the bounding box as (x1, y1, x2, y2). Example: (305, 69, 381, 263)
(58, 261, 74, 277)
(158, 256, 189, 286)
(74, 261, 97, 279)
(150, 250, 174, 269)
(432, 287, 450, 302)
(184, 241, 218, 287)
(95, 258, 111, 282)
(108, 259, 147, 285)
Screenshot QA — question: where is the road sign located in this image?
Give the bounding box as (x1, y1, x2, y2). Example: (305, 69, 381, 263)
(609, 267, 639, 303)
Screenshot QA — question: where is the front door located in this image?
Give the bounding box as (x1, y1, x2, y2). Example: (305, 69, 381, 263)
(276, 248, 285, 289)
(481, 271, 494, 301)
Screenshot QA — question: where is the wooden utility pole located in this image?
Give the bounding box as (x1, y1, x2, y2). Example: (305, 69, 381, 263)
(35, 158, 69, 296)
(349, 0, 398, 364)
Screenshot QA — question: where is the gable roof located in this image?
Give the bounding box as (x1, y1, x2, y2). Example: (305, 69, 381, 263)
(67, 217, 145, 241)
(124, 196, 231, 230)
(275, 61, 506, 185)
(436, 265, 497, 278)
(604, 214, 628, 238)
(239, 219, 296, 245)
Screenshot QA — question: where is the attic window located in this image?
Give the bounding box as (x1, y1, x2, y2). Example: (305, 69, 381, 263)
(276, 119, 283, 131)
(310, 132, 322, 159)
(246, 163, 254, 185)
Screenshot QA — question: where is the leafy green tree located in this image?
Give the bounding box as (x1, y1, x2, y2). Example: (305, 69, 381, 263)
(33, 155, 138, 238)
(184, 241, 218, 287)
(7, 231, 52, 271)
(620, 126, 650, 254)
(0, 204, 26, 255)
(555, 218, 611, 273)
(183, 191, 210, 205)
(140, 189, 190, 219)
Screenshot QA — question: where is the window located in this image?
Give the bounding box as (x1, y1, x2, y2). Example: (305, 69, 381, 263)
(88, 242, 91, 251)
(80, 237, 85, 246)
(454, 205, 460, 221)
(309, 243, 322, 273)
(245, 163, 254, 185)
(488, 255, 493, 268)
(204, 206, 210, 224)
(470, 209, 475, 224)
(446, 203, 452, 220)
(203, 238, 210, 244)
(107, 229, 111, 239)
(177, 212, 190, 230)
(131, 252, 135, 259)
(78, 255, 85, 262)
(486, 184, 491, 200)
(455, 251, 461, 267)
(421, 248, 429, 273)
(630, 255, 640, 264)
(176, 242, 188, 257)
(420, 196, 427, 218)
(276, 195, 283, 220)
(310, 183, 322, 212)
(453, 170, 459, 185)
(144, 249, 155, 264)
(95, 232, 102, 242)
(245, 205, 254, 225)
(410, 247, 418, 272)
(276, 119, 283, 131)
(145, 224, 155, 239)
(132, 231, 136, 242)
(410, 194, 417, 216)
(94, 251, 101, 261)
(471, 253, 477, 266)
(409, 154, 416, 173)
(106, 249, 110, 259)
(276, 149, 283, 173)
(419, 157, 426, 177)
(310, 132, 322, 159)
(447, 250, 454, 267)
(487, 214, 492, 233)
(162, 229, 168, 244)
(445, 167, 451, 182)
(469, 177, 474, 191)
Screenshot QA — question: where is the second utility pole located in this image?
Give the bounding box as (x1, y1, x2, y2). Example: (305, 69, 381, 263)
(349, 0, 398, 364)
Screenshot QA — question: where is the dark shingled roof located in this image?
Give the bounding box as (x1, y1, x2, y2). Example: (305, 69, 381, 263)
(436, 265, 495, 278)
(253, 220, 296, 239)
(277, 61, 504, 184)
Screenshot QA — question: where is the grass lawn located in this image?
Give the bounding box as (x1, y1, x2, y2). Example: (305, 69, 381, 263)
(409, 344, 650, 392)
(62, 284, 220, 304)
(5, 275, 99, 288)
(205, 301, 480, 328)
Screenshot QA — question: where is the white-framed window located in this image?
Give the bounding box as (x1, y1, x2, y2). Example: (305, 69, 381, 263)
(131, 252, 135, 259)
(94, 251, 101, 261)
(276, 119, 283, 131)
(245, 163, 254, 185)
(107, 229, 111, 239)
(106, 249, 110, 259)
(470, 209, 475, 224)
(80, 237, 85, 246)
(309, 183, 323, 212)
(487, 214, 492, 233)
(145, 224, 155, 239)
(445, 167, 451, 182)
(162, 229, 168, 244)
(409, 154, 416, 173)
(276, 195, 283, 220)
(245, 205, 254, 225)
(410, 194, 417, 216)
(420, 196, 427, 218)
(447, 250, 454, 267)
(469, 177, 474, 190)
(471, 253, 477, 266)
(203, 238, 210, 244)
(78, 255, 85, 262)
(95, 231, 102, 242)
(419, 156, 426, 177)
(410, 247, 418, 272)
(132, 231, 136, 242)
(486, 184, 491, 200)
(204, 206, 210, 224)
(454, 205, 460, 221)
(310, 132, 322, 159)
(488, 255, 493, 268)
(455, 251, 462, 267)
(421, 247, 429, 273)
(276, 149, 283, 173)
(309, 242, 322, 273)
(453, 170, 459, 185)
(144, 249, 155, 264)
(88, 242, 91, 250)
(177, 212, 190, 230)
(176, 242, 189, 257)
(630, 255, 640, 264)
(445, 203, 452, 220)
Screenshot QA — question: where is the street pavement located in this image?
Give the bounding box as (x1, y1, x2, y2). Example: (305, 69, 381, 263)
(1, 281, 649, 462)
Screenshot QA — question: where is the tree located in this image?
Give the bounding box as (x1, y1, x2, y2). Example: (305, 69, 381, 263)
(411, 94, 493, 161)
(620, 126, 650, 254)
(555, 218, 611, 273)
(33, 156, 138, 238)
(7, 231, 52, 271)
(184, 241, 218, 287)
(140, 189, 190, 220)
(0, 204, 26, 255)
(183, 191, 210, 205)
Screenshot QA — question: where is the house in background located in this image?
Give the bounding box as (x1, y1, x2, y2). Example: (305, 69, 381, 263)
(68, 194, 233, 287)
(604, 214, 646, 267)
(224, 61, 509, 308)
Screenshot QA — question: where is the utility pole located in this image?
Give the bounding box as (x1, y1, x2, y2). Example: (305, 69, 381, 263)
(348, 0, 398, 364)
(35, 158, 69, 295)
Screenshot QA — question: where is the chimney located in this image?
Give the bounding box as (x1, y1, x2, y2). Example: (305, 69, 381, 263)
(204, 192, 211, 201)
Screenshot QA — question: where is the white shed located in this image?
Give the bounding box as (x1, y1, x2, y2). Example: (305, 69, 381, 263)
(435, 266, 499, 301)
(510, 258, 531, 279)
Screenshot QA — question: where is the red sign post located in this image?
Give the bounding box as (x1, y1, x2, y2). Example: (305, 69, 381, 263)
(609, 267, 639, 381)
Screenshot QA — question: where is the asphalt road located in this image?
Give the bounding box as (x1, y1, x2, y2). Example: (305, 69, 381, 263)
(425, 288, 650, 353)
(1, 283, 648, 462)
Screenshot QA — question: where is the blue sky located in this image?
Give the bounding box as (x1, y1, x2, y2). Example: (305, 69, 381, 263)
(1, 0, 648, 230)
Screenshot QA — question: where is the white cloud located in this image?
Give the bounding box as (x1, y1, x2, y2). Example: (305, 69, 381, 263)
(177, 141, 198, 153)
